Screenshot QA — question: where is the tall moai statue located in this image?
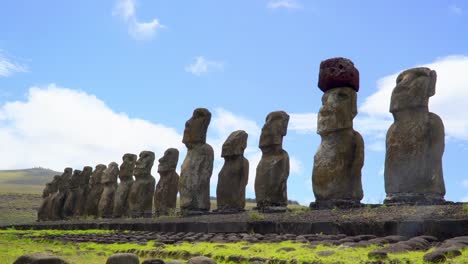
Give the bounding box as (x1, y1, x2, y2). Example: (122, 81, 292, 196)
(128, 151, 156, 218)
(154, 148, 180, 216)
(311, 57, 364, 209)
(216, 130, 249, 213)
(113, 153, 137, 218)
(37, 175, 60, 221)
(255, 111, 290, 212)
(85, 164, 107, 217)
(63, 169, 82, 219)
(51, 167, 72, 220)
(179, 108, 214, 215)
(384, 67, 445, 205)
(75, 166, 92, 217)
(98, 162, 119, 218)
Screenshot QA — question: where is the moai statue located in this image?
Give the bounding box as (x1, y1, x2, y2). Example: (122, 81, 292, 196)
(75, 166, 92, 217)
(255, 111, 290, 212)
(98, 162, 119, 218)
(179, 108, 214, 215)
(113, 153, 137, 218)
(154, 148, 180, 216)
(384, 67, 445, 205)
(37, 175, 60, 221)
(85, 164, 107, 217)
(311, 57, 364, 209)
(51, 167, 72, 220)
(128, 151, 156, 218)
(216, 130, 249, 213)
(63, 169, 82, 219)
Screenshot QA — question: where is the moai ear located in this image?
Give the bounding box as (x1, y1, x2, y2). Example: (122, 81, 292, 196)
(351, 90, 358, 118)
(428, 70, 437, 97)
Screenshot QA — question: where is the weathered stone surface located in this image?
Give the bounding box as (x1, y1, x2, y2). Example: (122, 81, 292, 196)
(154, 148, 179, 216)
(129, 151, 156, 218)
(106, 253, 139, 264)
(13, 253, 69, 264)
(384, 67, 446, 205)
(37, 175, 60, 221)
(312, 74, 364, 209)
(187, 256, 216, 264)
(98, 162, 119, 218)
(113, 153, 137, 218)
(75, 166, 92, 217)
(63, 169, 82, 219)
(216, 130, 249, 213)
(318, 57, 359, 92)
(50, 168, 72, 220)
(180, 108, 214, 215)
(85, 164, 107, 217)
(255, 111, 290, 211)
(142, 259, 165, 264)
(423, 251, 446, 263)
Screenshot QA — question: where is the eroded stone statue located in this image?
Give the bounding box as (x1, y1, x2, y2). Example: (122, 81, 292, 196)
(75, 166, 92, 217)
(311, 57, 364, 209)
(85, 164, 107, 217)
(63, 169, 82, 219)
(98, 162, 119, 218)
(128, 151, 156, 218)
(154, 148, 179, 216)
(384, 67, 445, 205)
(37, 175, 60, 221)
(51, 168, 72, 220)
(113, 153, 137, 218)
(179, 108, 214, 215)
(216, 130, 249, 213)
(255, 111, 290, 212)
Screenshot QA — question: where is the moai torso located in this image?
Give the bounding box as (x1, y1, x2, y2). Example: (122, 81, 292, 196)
(75, 166, 92, 217)
(38, 175, 59, 221)
(384, 67, 445, 204)
(179, 108, 214, 215)
(113, 153, 137, 218)
(311, 58, 364, 209)
(51, 168, 72, 220)
(63, 169, 82, 218)
(128, 151, 156, 218)
(154, 148, 179, 216)
(98, 162, 119, 218)
(255, 111, 290, 212)
(85, 164, 106, 217)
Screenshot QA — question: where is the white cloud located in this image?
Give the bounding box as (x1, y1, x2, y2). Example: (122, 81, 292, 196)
(185, 56, 224, 76)
(0, 84, 183, 174)
(289, 113, 317, 134)
(361, 55, 468, 141)
(449, 5, 462, 15)
(0, 52, 27, 77)
(462, 196, 468, 202)
(113, 0, 165, 40)
(267, 0, 302, 10)
(462, 179, 468, 188)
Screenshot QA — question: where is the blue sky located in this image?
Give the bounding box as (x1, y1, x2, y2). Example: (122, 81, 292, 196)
(1, 0, 467, 205)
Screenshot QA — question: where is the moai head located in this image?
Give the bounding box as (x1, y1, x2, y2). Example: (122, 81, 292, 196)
(259, 111, 289, 150)
(158, 148, 179, 173)
(70, 169, 82, 188)
(80, 166, 93, 186)
(390, 67, 437, 113)
(222, 130, 248, 157)
(102, 162, 119, 184)
(182, 108, 212, 148)
(89, 164, 107, 185)
(62, 167, 73, 180)
(134, 151, 155, 178)
(119, 153, 137, 180)
(317, 57, 359, 135)
(43, 175, 60, 198)
(58, 172, 71, 192)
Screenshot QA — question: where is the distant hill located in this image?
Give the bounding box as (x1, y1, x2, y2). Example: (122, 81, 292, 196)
(0, 167, 60, 193)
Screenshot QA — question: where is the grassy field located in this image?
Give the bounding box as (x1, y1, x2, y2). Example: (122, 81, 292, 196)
(1, 229, 466, 264)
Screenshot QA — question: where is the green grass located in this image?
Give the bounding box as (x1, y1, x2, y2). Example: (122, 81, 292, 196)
(2, 229, 468, 264)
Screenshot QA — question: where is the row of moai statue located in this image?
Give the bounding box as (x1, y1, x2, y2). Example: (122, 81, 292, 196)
(38, 57, 447, 220)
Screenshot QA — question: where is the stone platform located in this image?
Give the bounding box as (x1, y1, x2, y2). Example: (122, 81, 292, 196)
(4, 204, 468, 240)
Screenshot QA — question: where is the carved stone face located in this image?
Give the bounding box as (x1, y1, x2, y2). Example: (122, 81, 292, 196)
(134, 151, 155, 177)
(182, 108, 212, 147)
(120, 153, 137, 179)
(390, 67, 436, 113)
(102, 162, 119, 184)
(158, 148, 179, 173)
(222, 130, 248, 157)
(89, 164, 107, 185)
(70, 169, 82, 188)
(317, 87, 357, 134)
(259, 111, 289, 149)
